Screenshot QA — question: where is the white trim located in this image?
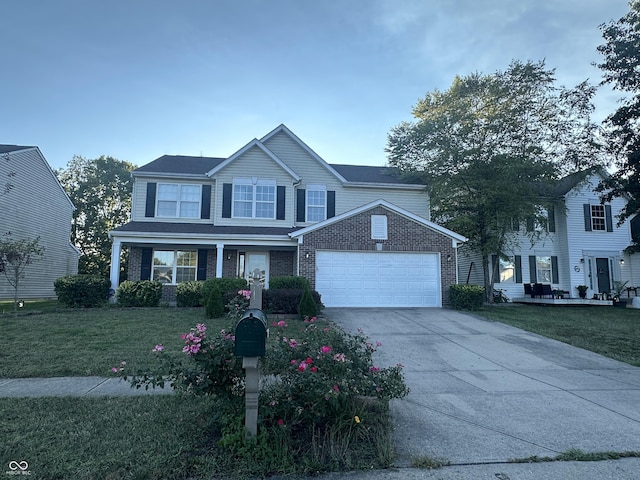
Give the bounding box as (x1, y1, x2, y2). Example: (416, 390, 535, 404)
(260, 124, 348, 183)
(289, 199, 467, 244)
(205, 138, 301, 181)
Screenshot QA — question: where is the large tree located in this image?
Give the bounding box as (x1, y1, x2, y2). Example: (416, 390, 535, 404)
(596, 1, 640, 251)
(386, 60, 603, 300)
(57, 156, 136, 277)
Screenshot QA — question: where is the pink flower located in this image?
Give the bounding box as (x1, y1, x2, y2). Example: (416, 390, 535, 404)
(320, 345, 332, 354)
(277, 419, 284, 425)
(305, 357, 313, 364)
(196, 323, 207, 333)
(277, 320, 287, 327)
(180, 333, 187, 340)
(271, 322, 277, 327)
(290, 359, 298, 365)
(369, 366, 380, 372)
(333, 353, 346, 362)
(111, 367, 118, 373)
(238, 290, 251, 299)
(333, 384, 340, 392)
(376, 341, 382, 347)
(289, 339, 298, 348)
(152, 344, 165, 352)
(310, 366, 318, 373)
(298, 361, 308, 371)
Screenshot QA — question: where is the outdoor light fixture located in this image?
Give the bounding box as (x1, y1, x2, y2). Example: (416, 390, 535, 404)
(580, 258, 584, 263)
(621, 259, 625, 265)
(447, 254, 452, 261)
(305, 253, 309, 259)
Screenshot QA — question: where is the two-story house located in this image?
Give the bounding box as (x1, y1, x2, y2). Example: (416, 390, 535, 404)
(460, 169, 640, 300)
(0, 145, 79, 299)
(109, 125, 466, 307)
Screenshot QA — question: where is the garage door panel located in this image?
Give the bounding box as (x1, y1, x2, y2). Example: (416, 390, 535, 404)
(316, 251, 441, 308)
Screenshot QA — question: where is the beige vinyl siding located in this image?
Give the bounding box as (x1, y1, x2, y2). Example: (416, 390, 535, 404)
(214, 145, 296, 227)
(131, 177, 215, 224)
(0, 148, 78, 299)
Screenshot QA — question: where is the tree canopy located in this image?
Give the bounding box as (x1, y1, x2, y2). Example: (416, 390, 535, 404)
(57, 155, 136, 277)
(595, 0, 640, 250)
(386, 60, 604, 298)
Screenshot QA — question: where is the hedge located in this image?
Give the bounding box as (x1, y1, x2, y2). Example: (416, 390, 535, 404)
(449, 284, 485, 311)
(54, 275, 111, 308)
(116, 280, 163, 307)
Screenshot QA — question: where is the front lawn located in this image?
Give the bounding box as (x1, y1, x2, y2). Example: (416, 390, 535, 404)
(476, 305, 640, 367)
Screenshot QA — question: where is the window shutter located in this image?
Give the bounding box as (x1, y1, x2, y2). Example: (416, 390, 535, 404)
(296, 189, 306, 222)
(548, 207, 555, 232)
(222, 183, 232, 218)
(583, 204, 592, 231)
(605, 204, 613, 232)
(276, 186, 286, 220)
(515, 255, 522, 283)
(200, 185, 211, 219)
(140, 248, 152, 281)
(327, 191, 336, 218)
(145, 183, 156, 218)
(197, 249, 207, 281)
(529, 256, 537, 283)
(551, 256, 559, 283)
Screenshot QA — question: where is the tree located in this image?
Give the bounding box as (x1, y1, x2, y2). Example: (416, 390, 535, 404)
(595, 1, 640, 251)
(386, 60, 604, 301)
(57, 156, 136, 277)
(0, 234, 44, 313)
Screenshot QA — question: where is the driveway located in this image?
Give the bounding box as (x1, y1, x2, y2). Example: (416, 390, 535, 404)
(325, 308, 640, 466)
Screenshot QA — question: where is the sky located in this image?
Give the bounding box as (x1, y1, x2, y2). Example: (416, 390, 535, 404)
(1, 0, 632, 171)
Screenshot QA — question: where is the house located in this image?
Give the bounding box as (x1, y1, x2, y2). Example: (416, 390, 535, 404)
(0, 145, 79, 299)
(108, 125, 466, 307)
(460, 169, 640, 300)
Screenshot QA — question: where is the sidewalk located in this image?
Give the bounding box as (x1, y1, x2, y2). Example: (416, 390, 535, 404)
(0, 376, 172, 397)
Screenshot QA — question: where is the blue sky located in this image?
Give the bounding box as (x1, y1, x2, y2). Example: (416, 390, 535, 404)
(1, 0, 631, 170)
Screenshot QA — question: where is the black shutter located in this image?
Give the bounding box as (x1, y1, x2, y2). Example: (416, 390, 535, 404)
(529, 255, 537, 283)
(605, 204, 613, 232)
(583, 204, 592, 231)
(551, 256, 559, 283)
(515, 255, 522, 283)
(548, 207, 555, 232)
(200, 185, 211, 219)
(276, 186, 286, 220)
(327, 191, 336, 218)
(140, 248, 152, 281)
(296, 189, 306, 222)
(197, 249, 207, 281)
(145, 182, 157, 218)
(222, 183, 232, 218)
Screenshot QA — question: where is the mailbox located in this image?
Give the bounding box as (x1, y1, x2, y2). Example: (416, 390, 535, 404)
(234, 308, 268, 357)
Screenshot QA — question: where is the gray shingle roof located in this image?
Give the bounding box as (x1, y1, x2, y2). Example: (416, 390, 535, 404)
(0, 145, 34, 154)
(112, 222, 300, 236)
(134, 155, 225, 176)
(329, 164, 408, 184)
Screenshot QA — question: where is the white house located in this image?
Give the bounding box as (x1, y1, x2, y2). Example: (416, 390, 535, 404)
(109, 124, 466, 307)
(0, 145, 79, 299)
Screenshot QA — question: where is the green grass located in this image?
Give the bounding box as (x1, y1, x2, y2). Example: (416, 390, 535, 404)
(0, 299, 61, 314)
(0, 306, 217, 378)
(476, 305, 640, 366)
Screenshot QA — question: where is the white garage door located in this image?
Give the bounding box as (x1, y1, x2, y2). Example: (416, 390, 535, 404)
(315, 251, 441, 307)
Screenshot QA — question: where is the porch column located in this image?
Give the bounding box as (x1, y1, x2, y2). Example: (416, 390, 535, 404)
(109, 239, 122, 298)
(216, 244, 224, 278)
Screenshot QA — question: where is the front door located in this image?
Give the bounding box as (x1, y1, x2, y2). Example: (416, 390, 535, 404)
(596, 258, 611, 293)
(245, 252, 269, 288)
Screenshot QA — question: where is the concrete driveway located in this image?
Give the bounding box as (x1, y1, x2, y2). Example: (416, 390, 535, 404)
(325, 308, 640, 466)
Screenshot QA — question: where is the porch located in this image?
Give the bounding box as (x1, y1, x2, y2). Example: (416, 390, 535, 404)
(512, 297, 613, 306)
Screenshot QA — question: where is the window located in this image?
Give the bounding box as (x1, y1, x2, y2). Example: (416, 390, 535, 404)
(152, 250, 197, 284)
(156, 184, 200, 218)
(499, 257, 515, 283)
(233, 178, 276, 219)
(536, 256, 552, 283)
(306, 185, 326, 222)
(591, 205, 606, 231)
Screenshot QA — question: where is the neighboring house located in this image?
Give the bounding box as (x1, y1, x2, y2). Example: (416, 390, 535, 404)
(0, 145, 79, 299)
(109, 124, 466, 307)
(460, 169, 640, 300)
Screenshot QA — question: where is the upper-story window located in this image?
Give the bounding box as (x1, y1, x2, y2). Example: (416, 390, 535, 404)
(233, 178, 276, 219)
(306, 185, 326, 222)
(156, 183, 201, 218)
(590, 205, 606, 231)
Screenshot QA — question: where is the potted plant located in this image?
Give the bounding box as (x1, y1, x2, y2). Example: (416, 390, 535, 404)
(576, 285, 588, 299)
(612, 280, 629, 308)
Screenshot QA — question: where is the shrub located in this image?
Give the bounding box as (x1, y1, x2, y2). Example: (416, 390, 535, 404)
(54, 275, 111, 308)
(297, 286, 318, 318)
(201, 278, 248, 301)
(116, 280, 163, 307)
(205, 284, 225, 319)
(449, 284, 485, 310)
(263, 288, 320, 314)
(268, 275, 311, 290)
(176, 281, 203, 307)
